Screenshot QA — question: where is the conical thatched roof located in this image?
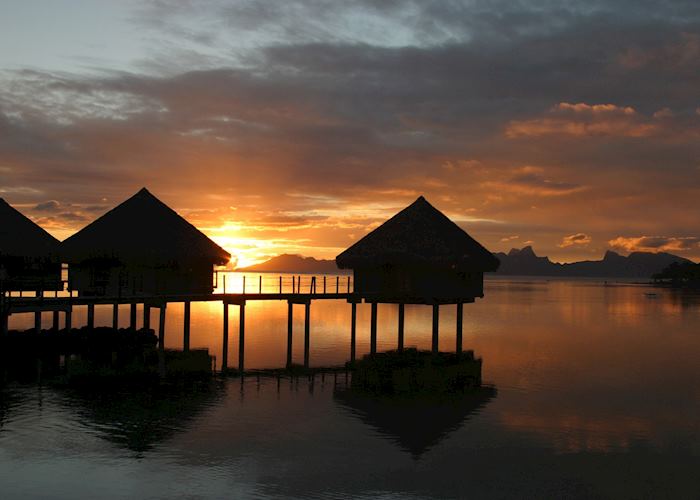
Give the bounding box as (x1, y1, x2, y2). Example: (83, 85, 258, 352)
(336, 196, 499, 272)
(61, 188, 230, 264)
(0, 198, 60, 258)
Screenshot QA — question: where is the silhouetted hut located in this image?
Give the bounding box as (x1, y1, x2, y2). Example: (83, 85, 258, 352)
(336, 196, 499, 304)
(61, 188, 230, 296)
(0, 198, 62, 293)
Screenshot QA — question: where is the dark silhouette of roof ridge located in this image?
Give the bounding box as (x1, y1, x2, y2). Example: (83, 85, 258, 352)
(336, 196, 499, 271)
(0, 198, 60, 257)
(61, 188, 230, 263)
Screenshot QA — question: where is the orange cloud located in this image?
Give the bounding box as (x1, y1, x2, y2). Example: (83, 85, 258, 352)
(608, 236, 700, 253)
(558, 233, 591, 248)
(506, 102, 659, 138)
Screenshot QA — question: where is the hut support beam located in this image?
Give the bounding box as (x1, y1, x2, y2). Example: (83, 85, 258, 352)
(397, 303, 405, 352)
(432, 304, 439, 354)
(1, 312, 8, 337)
(158, 304, 166, 349)
(65, 307, 72, 330)
(129, 303, 137, 330)
(112, 303, 119, 330)
(286, 301, 293, 368)
(34, 311, 41, 334)
(183, 301, 191, 352)
(158, 304, 166, 378)
(303, 301, 310, 368)
(52, 310, 59, 332)
(350, 302, 357, 362)
(238, 302, 246, 372)
(143, 305, 150, 330)
(456, 302, 463, 354)
(87, 304, 95, 330)
(222, 303, 229, 371)
(370, 302, 378, 354)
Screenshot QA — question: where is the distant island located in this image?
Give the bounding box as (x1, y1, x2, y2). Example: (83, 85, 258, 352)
(238, 248, 693, 279)
(236, 254, 350, 274)
(493, 246, 692, 279)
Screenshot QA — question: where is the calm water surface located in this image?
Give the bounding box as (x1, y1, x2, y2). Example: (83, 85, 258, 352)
(2, 276, 700, 498)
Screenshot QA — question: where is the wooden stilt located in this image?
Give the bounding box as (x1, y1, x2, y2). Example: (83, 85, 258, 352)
(432, 304, 439, 354)
(286, 301, 293, 368)
(398, 303, 405, 352)
(34, 311, 41, 334)
(52, 310, 59, 332)
(143, 304, 150, 330)
(370, 302, 378, 354)
(2, 312, 9, 337)
(87, 304, 95, 330)
(158, 304, 166, 348)
(222, 303, 229, 371)
(456, 302, 463, 354)
(183, 301, 191, 352)
(130, 303, 137, 329)
(65, 307, 72, 330)
(350, 301, 357, 362)
(112, 303, 119, 330)
(239, 302, 246, 372)
(303, 301, 310, 368)
(158, 305, 166, 378)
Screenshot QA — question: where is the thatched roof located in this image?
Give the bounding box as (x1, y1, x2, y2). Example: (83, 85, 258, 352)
(336, 196, 499, 272)
(0, 198, 60, 258)
(61, 188, 230, 264)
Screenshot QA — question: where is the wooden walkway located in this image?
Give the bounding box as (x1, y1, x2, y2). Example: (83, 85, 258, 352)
(1, 284, 470, 373)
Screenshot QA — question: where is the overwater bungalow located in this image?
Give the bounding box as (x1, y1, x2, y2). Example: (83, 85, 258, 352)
(336, 196, 499, 304)
(0, 198, 62, 293)
(61, 188, 230, 297)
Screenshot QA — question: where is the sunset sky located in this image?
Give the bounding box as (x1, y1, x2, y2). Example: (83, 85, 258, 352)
(1, 0, 699, 267)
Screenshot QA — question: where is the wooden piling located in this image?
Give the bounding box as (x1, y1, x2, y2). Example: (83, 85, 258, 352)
(158, 305, 166, 378)
(143, 304, 150, 330)
(303, 301, 310, 368)
(52, 310, 59, 332)
(130, 303, 137, 330)
(286, 301, 293, 368)
(456, 302, 463, 354)
(370, 302, 378, 354)
(239, 302, 246, 372)
(65, 307, 72, 330)
(398, 303, 405, 352)
(112, 303, 119, 330)
(158, 304, 166, 349)
(183, 301, 191, 352)
(34, 311, 41, 334)
(87, 304, 95, 330)
(222, 303, 229, 371)
(432, 304, 439, 354)
(350, 301, 357, 362)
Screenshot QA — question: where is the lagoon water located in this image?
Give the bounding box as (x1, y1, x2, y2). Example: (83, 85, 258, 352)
(2, 275, 700, 498)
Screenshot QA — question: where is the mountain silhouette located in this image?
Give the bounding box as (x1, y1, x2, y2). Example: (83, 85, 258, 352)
(236, 254, 349, 274)
(494, 246, 693, 278)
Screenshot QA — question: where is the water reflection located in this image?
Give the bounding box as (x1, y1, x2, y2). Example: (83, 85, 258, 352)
(335, 386, 496, 458)
(60, 380, 225, 455)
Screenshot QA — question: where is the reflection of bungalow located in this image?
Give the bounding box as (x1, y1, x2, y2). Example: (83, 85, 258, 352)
(336, 196, 499, 304)
(0, 198, 62, 293)
(334, 386, 496, 458)
(61, 188, 230, 297)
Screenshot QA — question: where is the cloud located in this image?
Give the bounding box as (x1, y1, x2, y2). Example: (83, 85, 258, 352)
(500, 235, 519, 242)
(608, 236, 700, 253)
(34, 200, 61, 212)
(558, 233, 592, 248)
(505, 102, 660, 138)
